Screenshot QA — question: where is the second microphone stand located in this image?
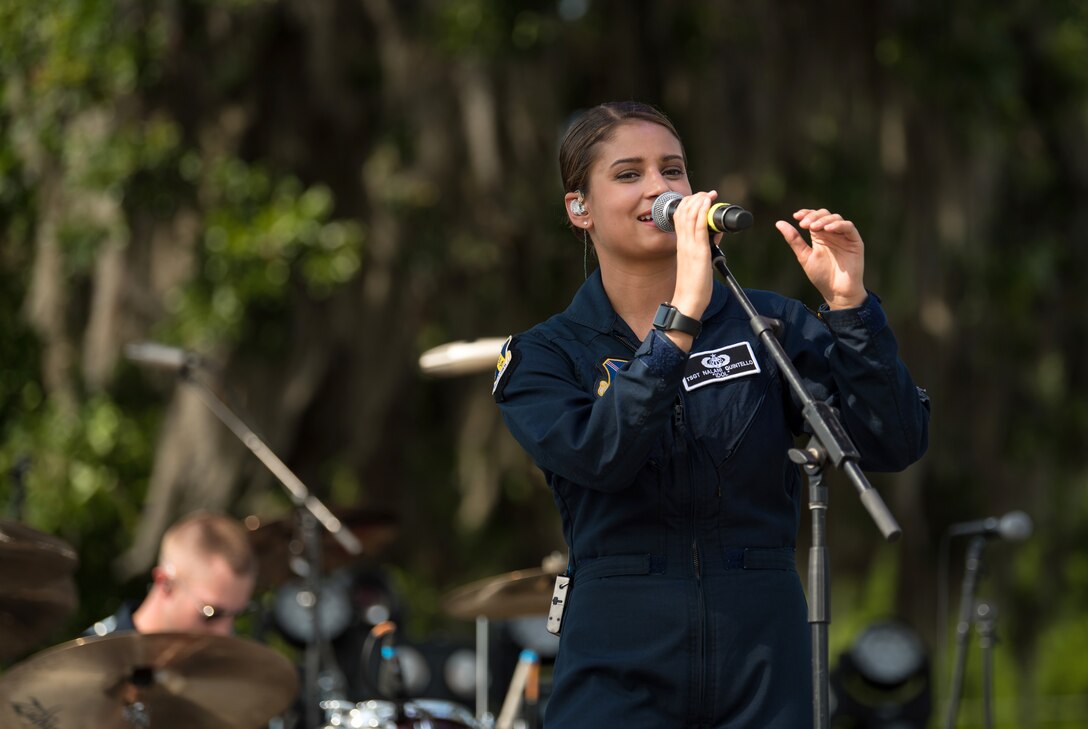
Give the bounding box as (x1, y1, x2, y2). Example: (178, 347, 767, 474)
(943, 535, 996, 729)
(709, 241, 902, 729)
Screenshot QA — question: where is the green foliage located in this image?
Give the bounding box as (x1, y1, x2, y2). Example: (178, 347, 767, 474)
(0, 376, 161, 642)
(166, 155, 364, 348)
(0, 0, 366, 651)
(430, 0, 560, 57)
(828, 545, 902, 659)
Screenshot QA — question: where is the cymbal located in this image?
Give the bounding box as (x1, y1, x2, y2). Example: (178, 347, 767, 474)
(0, 632, 299, 728)
(0, 580, 79, 662)
(0, 518, 79, 586)
(245, 507, 398, 588)
(0, 520, 80, 661)
(418, 337, 507, 377)
(442, 567, 559, 621)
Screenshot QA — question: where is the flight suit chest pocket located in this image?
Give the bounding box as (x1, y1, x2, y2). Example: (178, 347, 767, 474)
(683, 362, 772, 467)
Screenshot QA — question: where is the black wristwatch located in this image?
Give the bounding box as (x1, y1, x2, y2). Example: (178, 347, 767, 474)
(653, 303, 701, 337)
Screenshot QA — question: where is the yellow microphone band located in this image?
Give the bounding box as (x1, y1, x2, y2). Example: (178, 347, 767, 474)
(707, 202, 730, 233)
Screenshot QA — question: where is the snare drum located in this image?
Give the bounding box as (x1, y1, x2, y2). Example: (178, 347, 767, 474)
(320, 698, 479, 728)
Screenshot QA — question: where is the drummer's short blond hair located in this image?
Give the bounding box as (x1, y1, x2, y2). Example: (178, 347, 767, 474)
(160, 512, 256, 579)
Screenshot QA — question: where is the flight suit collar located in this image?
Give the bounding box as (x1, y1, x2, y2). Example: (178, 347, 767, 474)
(563, 268, 730, 337)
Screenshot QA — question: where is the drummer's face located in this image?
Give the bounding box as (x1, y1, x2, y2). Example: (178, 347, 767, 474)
(165, 555, 254, 635)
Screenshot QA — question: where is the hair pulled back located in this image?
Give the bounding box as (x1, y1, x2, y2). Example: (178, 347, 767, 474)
(558, 101, 684, 196)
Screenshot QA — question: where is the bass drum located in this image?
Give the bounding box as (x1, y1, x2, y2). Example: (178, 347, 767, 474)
(320, 698, 480, 728)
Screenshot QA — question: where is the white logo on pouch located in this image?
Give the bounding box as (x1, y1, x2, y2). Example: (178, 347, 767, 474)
(683, 341, 760, 391)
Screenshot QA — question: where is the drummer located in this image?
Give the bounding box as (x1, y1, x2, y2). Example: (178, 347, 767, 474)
(86, 511, 257, 637)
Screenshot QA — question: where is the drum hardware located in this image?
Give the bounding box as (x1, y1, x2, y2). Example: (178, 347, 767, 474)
(245, 508, 399, 590)
(319, 698, 480, 728)
(250, 509, 401, 717)
(272, 569, 356, 645)
(154, 361, 366, 729)
(0, 632, 299, 728)
(0, 519, 80, 661)
(440, 554, 563, 727)
(333, 622, 482, 728)
(418, 338, 509, 377)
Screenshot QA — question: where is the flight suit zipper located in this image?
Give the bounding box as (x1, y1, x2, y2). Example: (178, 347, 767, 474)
(619, 330, 709, 720)
(675, 395, 708, 721)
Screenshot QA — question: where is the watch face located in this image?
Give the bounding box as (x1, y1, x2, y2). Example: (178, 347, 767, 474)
(653, 304, 674, 330)
(652, 303, 699, 336)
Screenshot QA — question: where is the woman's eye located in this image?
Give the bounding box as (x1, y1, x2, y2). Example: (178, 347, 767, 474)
(616, 171, 639, 180)
(664, 167, 685, 178)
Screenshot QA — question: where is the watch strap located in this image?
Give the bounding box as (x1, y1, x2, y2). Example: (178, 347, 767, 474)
(653, 303, 701, 337)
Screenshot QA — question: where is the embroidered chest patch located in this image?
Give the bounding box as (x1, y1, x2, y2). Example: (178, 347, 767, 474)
(682, 342, 760, 391)
(597, 358, 629, 397)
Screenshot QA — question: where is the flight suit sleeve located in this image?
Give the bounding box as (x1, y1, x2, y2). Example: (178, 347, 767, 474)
(781, 294, 931, 472)
(494, 328, 687, 492)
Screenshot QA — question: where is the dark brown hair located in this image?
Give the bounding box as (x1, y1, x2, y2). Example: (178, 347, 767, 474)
(559, 101, 685, 196)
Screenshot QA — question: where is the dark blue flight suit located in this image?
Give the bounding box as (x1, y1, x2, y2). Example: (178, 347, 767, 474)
(492, 270, 930, 728)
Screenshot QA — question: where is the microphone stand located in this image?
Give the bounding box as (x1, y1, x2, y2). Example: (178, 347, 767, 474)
(943, 535, 988, 729)
(709, 242, 902, 729)
(177, 363, 361, 729)
(976, 601, 997, 729)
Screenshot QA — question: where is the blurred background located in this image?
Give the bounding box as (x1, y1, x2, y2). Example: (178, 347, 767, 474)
(1, 0, 1086, 726)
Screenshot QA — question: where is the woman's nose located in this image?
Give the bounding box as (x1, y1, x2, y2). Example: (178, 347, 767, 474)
(643, 170, 672, 197)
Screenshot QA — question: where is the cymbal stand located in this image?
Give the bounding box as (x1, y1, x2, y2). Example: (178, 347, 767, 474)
(476, 616, 494, 727)
(297, 508, 353, 727)
(121, 701, 150, 728)
(120, 672, 152, 728)
(179, 365, 362, 728)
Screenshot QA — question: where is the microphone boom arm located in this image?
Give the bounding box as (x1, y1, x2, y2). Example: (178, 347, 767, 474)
(710, 242, 901, 539)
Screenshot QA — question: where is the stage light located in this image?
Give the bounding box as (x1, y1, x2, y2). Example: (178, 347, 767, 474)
(831, 620, 932, 728)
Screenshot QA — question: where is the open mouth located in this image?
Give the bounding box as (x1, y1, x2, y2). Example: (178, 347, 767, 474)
(637, 212, 654, 222)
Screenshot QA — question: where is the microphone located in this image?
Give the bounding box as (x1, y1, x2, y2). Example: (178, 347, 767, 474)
(124, 342, 202, 372)
(948, 510, 1033, 541)
(652, 191, 754, 234)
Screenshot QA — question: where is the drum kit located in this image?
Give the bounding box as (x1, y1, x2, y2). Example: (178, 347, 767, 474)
(0, 338, 557, 729)
(0, 516, 558, 728)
